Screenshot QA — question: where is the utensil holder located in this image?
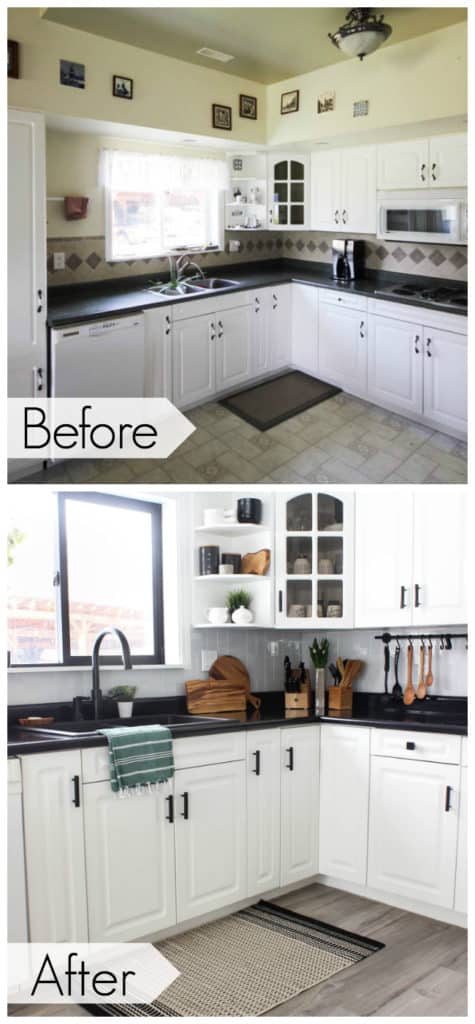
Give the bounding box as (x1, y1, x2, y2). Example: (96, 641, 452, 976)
(285, 669, 312, 710)
(328, 686, 353, 712)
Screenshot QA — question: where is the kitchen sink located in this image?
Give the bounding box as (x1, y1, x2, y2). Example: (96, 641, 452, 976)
(19, 713, 236, 737)
(192, 278, 239, 290)
(145, 282, 202, 296)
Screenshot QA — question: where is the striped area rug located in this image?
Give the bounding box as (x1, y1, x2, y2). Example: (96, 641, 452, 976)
(85, 900, 384, 1017)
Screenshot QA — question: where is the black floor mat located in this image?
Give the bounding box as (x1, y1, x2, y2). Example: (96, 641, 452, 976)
(220, 371, 341, 431)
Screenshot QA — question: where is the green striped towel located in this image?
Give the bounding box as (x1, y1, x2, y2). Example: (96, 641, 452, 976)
(99, 724, 174, 793)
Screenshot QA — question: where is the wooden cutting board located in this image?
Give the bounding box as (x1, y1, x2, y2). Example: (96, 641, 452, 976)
(209, 656, 261, 709)
(186, 678, 247, 714)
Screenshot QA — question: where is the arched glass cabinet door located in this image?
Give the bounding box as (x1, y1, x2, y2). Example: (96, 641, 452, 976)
(269, 157, 307, 228)
(316, 493, 344, 622)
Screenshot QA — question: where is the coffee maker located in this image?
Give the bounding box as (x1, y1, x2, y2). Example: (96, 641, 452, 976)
(332, 239, 365, 281)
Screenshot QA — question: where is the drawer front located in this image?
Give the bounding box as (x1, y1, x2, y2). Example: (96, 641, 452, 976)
(371, 728, 461, 765)
(81, 731, 246, 783)
(171, 291, 252, 322)
(319, 289, 368, 312)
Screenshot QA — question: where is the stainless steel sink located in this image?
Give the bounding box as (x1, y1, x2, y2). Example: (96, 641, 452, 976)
(193, 278, 238, 290)
(145, 282, 202, 296)
(19, 713, 236, 737)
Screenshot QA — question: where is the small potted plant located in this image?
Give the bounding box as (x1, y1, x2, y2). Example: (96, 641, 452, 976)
(108, 684, 137, 719)
(226, 588, 253, 624)
(309, 637, 329, 714)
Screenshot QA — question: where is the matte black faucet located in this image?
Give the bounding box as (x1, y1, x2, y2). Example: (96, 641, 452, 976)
(91, 628, 132, 720)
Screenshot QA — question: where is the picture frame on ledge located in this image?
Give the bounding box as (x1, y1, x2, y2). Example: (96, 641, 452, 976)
(212, 103, 232, 131)
(281, 89, 299, 115)
(113, 74, 133, 100)
(8, 40, 19, 79)
(239, 94, 257, 120)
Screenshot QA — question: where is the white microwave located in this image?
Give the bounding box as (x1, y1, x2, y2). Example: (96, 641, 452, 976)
(377, 189, 467, 245)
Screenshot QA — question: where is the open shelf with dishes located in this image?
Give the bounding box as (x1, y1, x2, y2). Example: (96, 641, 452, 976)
(225, 154, 267, 231)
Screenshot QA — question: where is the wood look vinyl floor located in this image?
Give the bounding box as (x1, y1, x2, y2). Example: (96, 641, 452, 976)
(8, 883, 467, 1018)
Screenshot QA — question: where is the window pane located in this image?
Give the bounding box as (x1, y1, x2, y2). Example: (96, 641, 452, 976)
(7, 493, 59, 665)
(63, 498, 155, 657)
(110, 190, 161, 259)
(162, 189, 209, 250)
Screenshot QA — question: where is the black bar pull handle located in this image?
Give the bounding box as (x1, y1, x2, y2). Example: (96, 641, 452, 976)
(166, 794, 174, 823)
(252, 750, 261, 776)
(445, 785, 452, 812)
(400, 585, 407, 609)
(278, 590, 283, 613)
(72, 775, 80, 807)
(286, 746, 294, 771)
(182, 792, 189, 820)
(414, 583, 421, 608)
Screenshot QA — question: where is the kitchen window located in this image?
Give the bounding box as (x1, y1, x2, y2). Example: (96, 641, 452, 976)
(7, 491, 165, 667)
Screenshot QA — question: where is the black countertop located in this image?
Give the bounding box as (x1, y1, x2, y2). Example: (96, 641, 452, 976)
(7, 693, 467, 756)
(47, 259, 467, 327)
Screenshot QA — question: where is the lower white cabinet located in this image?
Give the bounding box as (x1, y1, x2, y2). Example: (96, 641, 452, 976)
(367, 755, 459, 909)
(367, 314, 423, 418)
(454, 765, 467, 913)
(268, 285, 291, 370)
(173, 312, 215, 408)
(144, 307, 172, 399)
(319, 725, 370, 885)
(422, 326, 467, 436)
(83, 778, 176, 941)
(291, 282, 318, 375)
(318, 300, 367, 394)
(280, 726, 319, 886)
(215, 306, 252, 393)
(21, 750, 88, 941)
(174, 760, 247, 923)
(247, 729, 281, 896)
(8, 760, 29, 941)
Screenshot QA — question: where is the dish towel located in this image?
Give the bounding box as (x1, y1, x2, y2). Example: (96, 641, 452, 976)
(99, 724, 174, 795)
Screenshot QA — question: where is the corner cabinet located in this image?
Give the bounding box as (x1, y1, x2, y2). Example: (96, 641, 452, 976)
(280, 726, 319, 886)
(275, 490, 354, 628)
(267, 155, 309, 230)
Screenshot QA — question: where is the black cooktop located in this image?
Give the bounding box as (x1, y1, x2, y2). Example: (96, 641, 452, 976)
(374, 282, 467, 312)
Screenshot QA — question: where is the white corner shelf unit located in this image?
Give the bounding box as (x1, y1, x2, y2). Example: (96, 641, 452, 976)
(226, 153, 267, 232)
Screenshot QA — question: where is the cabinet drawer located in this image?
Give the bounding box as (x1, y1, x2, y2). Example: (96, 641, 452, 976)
(82, 731, 246, 782)
(171, 291, 251, 322)
(319, 289, 367, 312)
(371, 728, 461, 765)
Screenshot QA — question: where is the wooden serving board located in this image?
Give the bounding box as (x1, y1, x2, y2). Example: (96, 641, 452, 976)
(186, 678, 247, 714)
(209, 656, 261, 709)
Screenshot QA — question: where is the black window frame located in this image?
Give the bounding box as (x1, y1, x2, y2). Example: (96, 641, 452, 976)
(55, 491, 165, 667)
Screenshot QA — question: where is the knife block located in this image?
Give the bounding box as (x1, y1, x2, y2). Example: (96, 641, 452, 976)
(285, 669, 312, 710)
(327, 686, 353, 712)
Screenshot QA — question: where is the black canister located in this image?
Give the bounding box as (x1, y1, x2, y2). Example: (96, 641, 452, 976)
(237, 498, 262, 524)
(199, 545, 220, 575)
(221, 553, 242, 574)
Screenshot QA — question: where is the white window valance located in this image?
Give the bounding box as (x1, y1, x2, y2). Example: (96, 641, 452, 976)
(98, 148, 229, 192)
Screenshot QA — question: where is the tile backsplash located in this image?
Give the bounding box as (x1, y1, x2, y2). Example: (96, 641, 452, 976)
(47, 231, 468, 286)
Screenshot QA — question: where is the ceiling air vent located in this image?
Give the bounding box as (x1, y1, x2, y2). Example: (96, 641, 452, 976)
(196, 47, 235, 63)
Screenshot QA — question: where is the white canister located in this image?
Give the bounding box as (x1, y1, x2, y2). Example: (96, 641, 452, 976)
(206, 607, 229, 625)
(231, 605, 253, 625)
(318, 558, 334, 574)
(117, 701, 134, 719)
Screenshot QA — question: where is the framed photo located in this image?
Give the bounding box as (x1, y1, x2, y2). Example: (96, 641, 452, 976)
(8, 39, 19, 79)
(317, 91, 335, 114)
(60, 59, 85, 90)
(239, 94, 257, 120)
(113, 74, 133, 100)
(212, 103, 232, 131)
(281, 90, 299, 115)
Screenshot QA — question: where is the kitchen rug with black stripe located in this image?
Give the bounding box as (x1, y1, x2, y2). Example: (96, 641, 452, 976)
(84, 900, 384, 1017)
(220, 370, 341, 430)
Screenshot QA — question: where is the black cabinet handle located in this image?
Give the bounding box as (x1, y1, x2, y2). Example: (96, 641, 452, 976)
(182, 792, 189, 820)
(72, 775, 80, 807)
(286, 746, 294, 771)
(252, 750, 261, 776)
(420, 163, 426, 182)
(414, 583, 421, 607)
(431, 162, 437, 181)
(166, 794, 174, 823)
(278, 590, 283, 613)
(445, 785, 452, 812)
(426, 337, 432, 358)
(400, 585, 407, 609)
(406, 741, 416, 750)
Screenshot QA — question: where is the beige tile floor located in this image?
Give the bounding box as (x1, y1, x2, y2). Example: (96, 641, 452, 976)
(16, 393, 467, 485)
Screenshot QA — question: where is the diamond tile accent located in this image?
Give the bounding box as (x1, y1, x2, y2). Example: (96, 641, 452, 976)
(285, 238, 293, 249)
(66, 253, 82, 271)
(265, 238, 273, 249)
(318, 241, 329, 253)
(307, 240, 316, 252)
(375, 245, 388, 260)
(86, 251, 101, 269)
(392, 246, 407, 263)
(296, 240, 305, 251)
(276, 238, 283, 249)
(256, 240, 264, 251)
(429, 250, 446, 267)
(409, 248, 425, 264)
(449, 250, 467, 269)
(246, 240, 255, 251)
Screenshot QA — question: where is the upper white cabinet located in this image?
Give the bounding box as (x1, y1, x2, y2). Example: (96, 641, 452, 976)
(276, 490, 355, 629)
(319, 725, 370, 886)
(311, 146, 376, 233)
(247, 729, 281, 897)
(355, 488, 467, 627)
(280, 726, 319, 886)
(318, 293, 367, 396)
(8, 109, 47, 398)
(377, 134, 467, 189)
(267, 155, 309, 230)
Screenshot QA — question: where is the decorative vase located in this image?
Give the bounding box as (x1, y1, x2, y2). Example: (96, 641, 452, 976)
(314, 668, 326, 715)
(117, 701, 133, 719)
(231, 605, 253, 625)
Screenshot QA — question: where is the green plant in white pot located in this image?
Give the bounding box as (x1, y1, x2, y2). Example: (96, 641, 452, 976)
(226, 588, 253, 624)
(108, 684, 137, 719)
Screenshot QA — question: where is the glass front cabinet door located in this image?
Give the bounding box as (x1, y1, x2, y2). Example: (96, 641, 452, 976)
(275, 490, 354, 628)
(267, 156, 309, 230)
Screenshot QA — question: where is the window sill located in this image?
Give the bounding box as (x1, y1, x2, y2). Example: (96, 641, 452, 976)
(8, 663, 185, 673)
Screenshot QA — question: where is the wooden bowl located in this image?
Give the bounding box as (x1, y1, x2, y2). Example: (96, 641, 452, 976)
(18, 716, 55, 727)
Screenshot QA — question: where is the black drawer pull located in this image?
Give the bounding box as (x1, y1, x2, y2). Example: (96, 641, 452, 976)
(400, 585, 407, 609)
(166, 794, 174, 823)
(72, 775, 80, 807)
(406, 741, 415, 751)
(182, 792, 189, 820)
(414, 583, 421, 607)
(286, 746, 294, 771)
(252, 750, 261, 776)
(445, 785, 452, 812)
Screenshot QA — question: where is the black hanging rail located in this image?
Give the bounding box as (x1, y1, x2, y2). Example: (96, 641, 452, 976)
(375, 631, 468, 650)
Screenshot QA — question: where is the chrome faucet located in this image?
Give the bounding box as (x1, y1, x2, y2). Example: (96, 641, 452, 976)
(91, 628, 132, 720)
(176, 254, 205, 280)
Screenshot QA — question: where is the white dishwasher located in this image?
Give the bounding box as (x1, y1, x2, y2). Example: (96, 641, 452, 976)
(51, 313, 145, 397)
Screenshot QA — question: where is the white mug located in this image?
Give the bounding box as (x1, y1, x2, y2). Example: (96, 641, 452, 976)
(203, 507, 235, 526)
(206, 607, 229, 625)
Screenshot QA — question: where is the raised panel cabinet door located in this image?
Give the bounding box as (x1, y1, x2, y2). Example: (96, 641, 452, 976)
(251, 292, 270, 376)
(175, 760, 246, 923)
(422, 327, 467, 438)
(340, 146, 377, 233)
(319, 726, 370, 885)
(367, 314, 423, 417)
(354, 489, 413, 627)
(268, 285, 291, 370)
(367, 756, 459, 908)
(280, 726, 319, 886)
(215, 305, 252, 392)
(291, 283, 318, 375)
(429, 134, 467, 188)
(83, 779, 176, 941)
(377, 138, 429, 189)
(8, 109, 47, 397)
(318, 303, 367, 394)
(454, 766, 467, 913)
(172, 313, 215, 408)
(310, 150, 341, 231)
(247, 729, 281, 897)
(144, 307, 172, 399)
(21, 751, 88, 941)
(412, 489, 467, 626)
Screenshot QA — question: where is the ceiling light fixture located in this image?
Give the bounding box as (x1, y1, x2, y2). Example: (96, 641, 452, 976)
(328, 7, 392, 61)
(196, 47, 235, 63)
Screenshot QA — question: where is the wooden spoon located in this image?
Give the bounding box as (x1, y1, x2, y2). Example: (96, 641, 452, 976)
(425, 642, 434, 689)
(416, 643, 426, 700)
(403, 642, 416, 705)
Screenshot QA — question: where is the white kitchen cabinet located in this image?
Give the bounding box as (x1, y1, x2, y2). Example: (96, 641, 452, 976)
(367, 314, 423, 418)
(172, 312, 215, 408)
(251, 292, 271, 376)
(454, 765, 467, 913)
(83, 778, 176, 941)
(276, 489, 354, 629)
(422, 326, 467, 437)
(428, 134, 467, 188)
(319, 726, 370, 885)
(318, 299, 367, 395)
(310, 150, 341, 232)
(377, 138, 430, 190)
(215, 305, 252, 393)
(247, 729, 281, 896)
(268, 284, 292, 370)
(267, 155, 309, 229)
(367, 755, 459, 908)
(281, 726, 319, 886)
(144, 307, 172, 399)
(412, 489, 467, 626)
(8, 109, 47, 399)
(21, 750, 88, 941)
(311, 147, 376, 233)
(174, 760, 246, 923)
(8, 760, 28, 941)
(291, 283, 318, 375)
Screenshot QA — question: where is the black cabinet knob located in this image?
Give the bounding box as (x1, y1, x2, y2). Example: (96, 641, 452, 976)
(406, 741, 416, 750)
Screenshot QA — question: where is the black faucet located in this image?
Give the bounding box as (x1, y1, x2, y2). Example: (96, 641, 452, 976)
(91, 628, 132, 720)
